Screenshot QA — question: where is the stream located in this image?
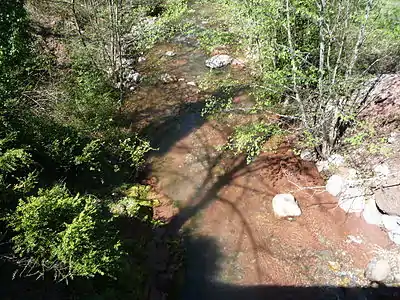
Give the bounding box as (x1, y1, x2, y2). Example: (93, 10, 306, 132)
(123, 2, 392, 300)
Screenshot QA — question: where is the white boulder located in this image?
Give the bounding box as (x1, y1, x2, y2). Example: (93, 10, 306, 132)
(362, 198, 383, 226)
(272, 194, 301, 218)
(338, 186, 366, 213)
(205, 54, 233, 69)
(374, 164, 390, 177)
(382, 215, 400, 232)
(388, 132, 400, 144)
(388, 231, 400, 245)
(327, 154, 345, 167)
(365, 259, 391, 282)
(326, 175, 345, 197)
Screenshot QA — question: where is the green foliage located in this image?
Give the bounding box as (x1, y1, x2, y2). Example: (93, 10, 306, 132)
(0, 0, 30, 100)
(110, 184, 156, 221)
(202, 0, 399, 156)
(202, 95, 233, 117)
(9, 185, 123, 280)
(196, 28, 237, 53)
(0, 141, 37, 204)
(224, 122, 282, 164)
(59, 53, 118, 133)
(118, 137, 154, 169)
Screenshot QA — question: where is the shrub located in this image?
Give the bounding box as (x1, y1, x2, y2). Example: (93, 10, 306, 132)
(224, 122, 282, 164)
(8, 185, 123, 280)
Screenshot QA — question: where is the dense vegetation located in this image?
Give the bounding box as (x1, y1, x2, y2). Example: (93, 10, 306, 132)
(0, 0, 186, 298)
(200, 0, 400, 159)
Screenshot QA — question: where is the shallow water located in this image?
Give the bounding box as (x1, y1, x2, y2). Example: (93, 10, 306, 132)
(122, 2, 392, 300)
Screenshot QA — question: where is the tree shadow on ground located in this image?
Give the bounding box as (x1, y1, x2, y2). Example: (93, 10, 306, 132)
(176, 234, 400, 300)
(139, 101, 206, 156)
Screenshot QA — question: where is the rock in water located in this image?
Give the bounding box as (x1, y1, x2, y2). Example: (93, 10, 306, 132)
(272, 194, 301, 218)
(326, 175, 345, 197)
(205, 54, 233, 69)
(362, 198, 383, 226)
(365, 259, 391, 282)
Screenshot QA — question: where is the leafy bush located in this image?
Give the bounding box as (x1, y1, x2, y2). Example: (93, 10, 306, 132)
(9, 185, 123, 280)
(0, 143, 37, 204)
(224, 122, 282, 164)
(60, 54, 119, 133)
(110, 184, 155, 220)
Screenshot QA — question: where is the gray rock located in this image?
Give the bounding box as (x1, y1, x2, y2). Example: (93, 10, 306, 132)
(338, 186, 366, 213)
(326, 175, 345, 197)
(388, 132, 400, 144)
(362, 198, 383, 226)
(205, 54, 233, 69)
(382, 215, 400, 232)
(375, 187, 400, 216)
(365, 259, 391, 282)
(272, 194, 301, 218)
